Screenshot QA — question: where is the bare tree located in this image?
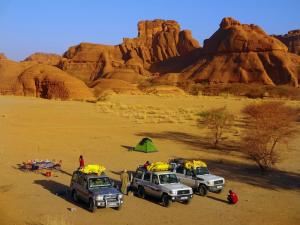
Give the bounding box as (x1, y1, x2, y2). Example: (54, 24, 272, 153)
(242, 101, 299, 171)
(198, 107, 234, 148)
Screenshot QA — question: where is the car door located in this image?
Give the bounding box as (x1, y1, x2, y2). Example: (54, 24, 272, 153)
(142, 172, 152, 196)
(76, 176, 89, 203)
(148, 174, 161, 198)
(175, 166, 186, 183)
(184, 169, 197, 188)
(133, 169, 144, 189)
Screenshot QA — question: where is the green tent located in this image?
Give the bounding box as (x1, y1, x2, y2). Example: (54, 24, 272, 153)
(134, 137, 158, 153)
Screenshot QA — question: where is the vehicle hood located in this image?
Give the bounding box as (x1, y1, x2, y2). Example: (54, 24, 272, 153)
(160, 183, 191, 191)
(90, 187, 121, 195)
(196, 174, 224, 181)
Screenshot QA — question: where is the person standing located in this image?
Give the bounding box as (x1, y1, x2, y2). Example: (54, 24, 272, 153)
(79, 155, 85, 169)
(120, 169, 130, 195)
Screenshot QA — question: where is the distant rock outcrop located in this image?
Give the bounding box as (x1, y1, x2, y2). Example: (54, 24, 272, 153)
(274, 30, 300, 55)
(0, 60, 94, 100)
(59, 19, 200, 84)
(24, 52, 62, 66)
(19, 64, 94, 100)
(0, 53, 7, 60)
(180, 17, 300, 87)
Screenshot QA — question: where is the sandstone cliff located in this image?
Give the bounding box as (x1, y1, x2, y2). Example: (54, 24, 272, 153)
(180, 17, 300, 87)
(59, 19, 200, 84)
(24, 52, 63, 66)
(274, 30, 300, 55)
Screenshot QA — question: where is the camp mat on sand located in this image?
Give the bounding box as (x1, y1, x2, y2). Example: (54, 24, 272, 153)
(19, 159, 62, 172)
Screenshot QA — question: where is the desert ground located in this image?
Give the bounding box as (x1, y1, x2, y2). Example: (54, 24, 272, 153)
(0, 94, 299, 225)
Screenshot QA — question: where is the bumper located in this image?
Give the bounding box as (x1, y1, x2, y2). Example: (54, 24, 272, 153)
(208, 184, 224, 192)
(96, 199, 123, 208)
(171, 194, 193, 202)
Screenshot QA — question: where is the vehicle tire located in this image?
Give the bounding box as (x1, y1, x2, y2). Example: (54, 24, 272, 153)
(161, 194, 170, 207)
(215, 189, 222, 194)
(115, 205, 122, 210)
(89, 198, 96, 213)
(138, 186, 145, 199)
(197, 185, 207, 196)
(72, 190, 78, 202)
(183, 199, 190, 204)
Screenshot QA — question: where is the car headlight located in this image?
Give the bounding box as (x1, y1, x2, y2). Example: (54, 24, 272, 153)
(206, 181, 213, 186)
(118, 194, 123, 199)
(95, 195, 104, 201)
(169, 190, 176, 195)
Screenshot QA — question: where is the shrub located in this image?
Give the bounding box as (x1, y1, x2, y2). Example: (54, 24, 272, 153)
(198, 107, 234, 148)
(241, 101, 299, 171)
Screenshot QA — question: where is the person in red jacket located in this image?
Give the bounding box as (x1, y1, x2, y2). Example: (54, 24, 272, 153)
(79, 155, 85, 169)
(143, 161, 151, 169)
(227, 190, 238, 204)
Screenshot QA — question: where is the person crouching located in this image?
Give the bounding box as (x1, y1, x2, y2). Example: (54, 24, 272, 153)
(227, 190, 238, 204)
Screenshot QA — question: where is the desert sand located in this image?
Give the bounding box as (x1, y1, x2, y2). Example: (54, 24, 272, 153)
(0, 94, 299, 225)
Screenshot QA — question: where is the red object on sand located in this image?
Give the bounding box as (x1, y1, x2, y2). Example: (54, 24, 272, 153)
(229, 191, 238, 204)
(45, 171, 51, 177)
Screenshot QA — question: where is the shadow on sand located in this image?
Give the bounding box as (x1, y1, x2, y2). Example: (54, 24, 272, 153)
(136, 131, 241, 153)
(33, 179, 88, 211)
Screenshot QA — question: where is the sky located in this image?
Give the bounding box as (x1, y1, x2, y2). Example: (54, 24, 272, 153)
(0, 0, 299, 61)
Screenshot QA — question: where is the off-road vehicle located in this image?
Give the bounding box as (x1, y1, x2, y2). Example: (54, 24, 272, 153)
(70, 170, 123, 212)
(131, 166, 193, 207)
(169, 158, 225, 196)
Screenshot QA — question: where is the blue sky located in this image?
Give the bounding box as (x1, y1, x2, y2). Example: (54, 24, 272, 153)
(0, 0, 299, 61)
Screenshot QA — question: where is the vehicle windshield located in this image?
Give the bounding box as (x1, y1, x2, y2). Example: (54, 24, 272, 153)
(159, 174, 179, 184)
(89, 177, 112, 188)
(195, 167, 209, 175)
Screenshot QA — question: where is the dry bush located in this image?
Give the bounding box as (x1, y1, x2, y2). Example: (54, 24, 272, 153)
(265, 85, 300, 100)
(242, 101, 299, 171)
(198, 107, 234, 148)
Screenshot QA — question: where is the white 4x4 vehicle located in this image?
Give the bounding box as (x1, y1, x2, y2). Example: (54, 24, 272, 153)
(131, 167, 193, 207)
(169, 159, 225, 196)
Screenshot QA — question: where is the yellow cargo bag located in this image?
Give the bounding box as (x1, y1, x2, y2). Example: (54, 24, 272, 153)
(79, 164, 106, 174)
(147, 162, 170, 172)
(184, 160, 207, 170)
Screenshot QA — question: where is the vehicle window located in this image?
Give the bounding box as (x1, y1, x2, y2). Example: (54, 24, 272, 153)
(186, 169, 193, 176)
(176, 166, 184, 174)
(152, 174, 159, 185)
(195, 167, 209, 175)
(135, 170, 143, 179)
(72, 173, 78, 182)
(89, 177, 111, 188)
(143, 173, 151, 182)
(159, 174, 179, 184)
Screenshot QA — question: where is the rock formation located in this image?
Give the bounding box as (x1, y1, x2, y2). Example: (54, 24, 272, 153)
(59, 19, 200, 84)
(274, 30, 300, 55)
(0, 53, 7, 60)
(180, 17, 300, 87)
(19, 64, 94, 100)
(0, 59, 94, 100)
(24, 52, 62, 66)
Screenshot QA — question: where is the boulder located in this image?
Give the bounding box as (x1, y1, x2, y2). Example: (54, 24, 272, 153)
(143, 85, 186, 95)
(0, 59, 36, 95)
(89, 79, 141, 96)
(181, 17, 300, 87)
(18, 64, 94, 100)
